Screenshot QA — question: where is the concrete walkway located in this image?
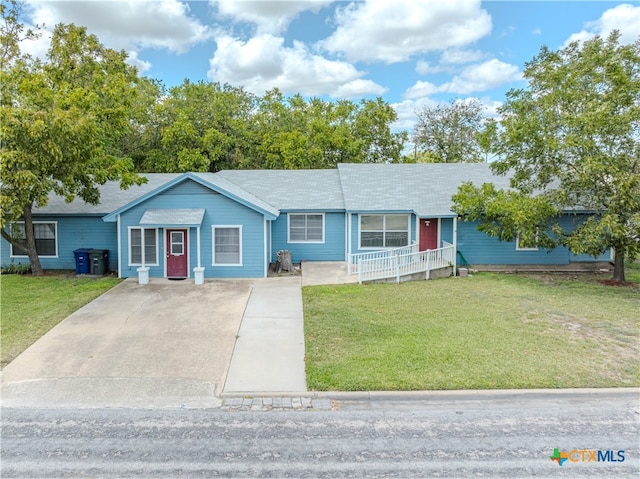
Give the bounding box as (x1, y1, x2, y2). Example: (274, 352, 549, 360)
(1, 262, 352, 407)
(301, 261, 358, 286)
(223, 277, 307, 395)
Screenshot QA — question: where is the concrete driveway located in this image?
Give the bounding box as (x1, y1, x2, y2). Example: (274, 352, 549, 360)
(1, 278, 252, 408)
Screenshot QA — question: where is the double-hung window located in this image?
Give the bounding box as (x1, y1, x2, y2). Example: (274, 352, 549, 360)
(213, 226, 242, 266)
(10, 222, 58, 257)
(288, 214, 324, 243)
(129, 228, 158, 265)
(360, 214, 409, 248)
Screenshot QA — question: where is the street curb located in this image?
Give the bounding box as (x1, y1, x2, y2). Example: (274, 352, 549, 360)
(219, 387, 639, 400)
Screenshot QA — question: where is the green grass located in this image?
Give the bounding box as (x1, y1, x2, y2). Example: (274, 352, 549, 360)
(303, 270, 640, 391)
(0, 273, 122, 368)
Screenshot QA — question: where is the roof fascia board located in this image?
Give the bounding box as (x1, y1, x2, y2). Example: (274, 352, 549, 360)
(103, 174, 187, 222)
(31, 213, 108, 218)
(103, 173, 279, 222)
(280, 209, 346, 213)
(345, 209, 416, 215)
(190, 173, 279, 220)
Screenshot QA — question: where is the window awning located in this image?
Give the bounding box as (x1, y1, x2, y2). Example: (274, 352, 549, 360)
(139, 208, 205, 227)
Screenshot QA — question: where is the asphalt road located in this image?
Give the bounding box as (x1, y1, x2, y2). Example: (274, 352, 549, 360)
(2, 390, 638, 478)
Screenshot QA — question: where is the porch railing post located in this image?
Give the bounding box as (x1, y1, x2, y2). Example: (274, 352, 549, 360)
(425, 250, 431, 280)
(395, 253, 400, 283)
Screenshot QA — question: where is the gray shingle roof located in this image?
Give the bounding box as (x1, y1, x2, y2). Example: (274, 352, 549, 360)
(33, 174, 181, 215)
(139, 208, 205, 226)
(190, 173, 280, 216)
(337, 163, 512, 217)
(31, 164, 512, 218)
(217, 169, 345, 210)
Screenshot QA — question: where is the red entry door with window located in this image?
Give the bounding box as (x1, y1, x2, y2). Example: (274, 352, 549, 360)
(166, 229, 188, 277)
(419, 218, 438, 251)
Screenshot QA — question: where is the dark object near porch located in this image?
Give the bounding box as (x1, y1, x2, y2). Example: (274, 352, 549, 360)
(276, 250, 293, 273)
(89, 249, 109, 275)
(73, 248, 91, 274)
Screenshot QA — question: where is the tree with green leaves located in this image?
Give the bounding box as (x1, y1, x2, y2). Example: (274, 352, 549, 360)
(250, 90, 406, 169)
(1, 6, 144, 275)
(452, 32, 640, 283)
(413, 98, 486, 163)
(132, 80, 256, 173)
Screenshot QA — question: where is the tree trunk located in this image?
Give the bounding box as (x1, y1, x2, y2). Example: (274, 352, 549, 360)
(277, 250, 293, 272)
(1, 204, 45, 275)
(612, 248, 625, 283)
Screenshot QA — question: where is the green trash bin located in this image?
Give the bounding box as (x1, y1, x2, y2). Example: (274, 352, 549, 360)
(89, 249, 109, 275)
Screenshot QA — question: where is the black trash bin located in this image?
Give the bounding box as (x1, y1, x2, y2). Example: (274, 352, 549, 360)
(89, 249, 109, 275)
(73, 248, 91, 274)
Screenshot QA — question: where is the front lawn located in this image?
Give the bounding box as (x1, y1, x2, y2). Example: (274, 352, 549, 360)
(303, 270, 640, 391)
(0, 273, 121, 368)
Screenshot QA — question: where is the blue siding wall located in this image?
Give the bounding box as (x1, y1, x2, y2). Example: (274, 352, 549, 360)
(441, 218, 454, 245)
(456, 221, 568, 265)
(271, 212, 346, 262)
(456, 215, 611, 265)
(560, 215, 611, 262)
(1, 215, 117, 272)
(118, 180, 266, 278)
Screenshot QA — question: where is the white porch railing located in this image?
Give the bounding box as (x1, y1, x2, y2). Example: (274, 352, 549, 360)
(348, 242, 418, 275)
(355, 241, 455, 284)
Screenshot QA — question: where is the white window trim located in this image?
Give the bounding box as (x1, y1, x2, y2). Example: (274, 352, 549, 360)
(128, 226, 159, 266)
(358, 214, 410, 250)
(287, 213, 325, 244)
(212, 225, 243, 267)
(10, 221, 59, 258)
(516, 232, 539, 251)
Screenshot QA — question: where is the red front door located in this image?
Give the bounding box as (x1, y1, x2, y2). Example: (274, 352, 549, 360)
(419, 218, 438, 251)
(166, 229, 188, 277)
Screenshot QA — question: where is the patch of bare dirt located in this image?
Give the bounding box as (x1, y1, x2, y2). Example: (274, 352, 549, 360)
(598, 278, 637, 287)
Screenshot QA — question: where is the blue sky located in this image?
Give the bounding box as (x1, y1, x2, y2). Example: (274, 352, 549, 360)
(19, 1, 640, 132)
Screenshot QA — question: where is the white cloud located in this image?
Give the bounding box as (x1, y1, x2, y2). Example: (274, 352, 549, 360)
(415, 61, 432, 75)
(404, 81, 442, 100)
(126, 50, 152, 74)
(564, 3, 640, 46)
(25, 0, 212, 54)
(391, 97, 438, 131)
(440, 49, 485, 65)
(415, 60, 455, 75)
(212, 0, 332, 35)
(333, 79, 388, 98)
(320, 0, 492, 63)
(208, 34, 387, 98)
(404, 59, 521, 100)
(443, 59, 522, 94)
